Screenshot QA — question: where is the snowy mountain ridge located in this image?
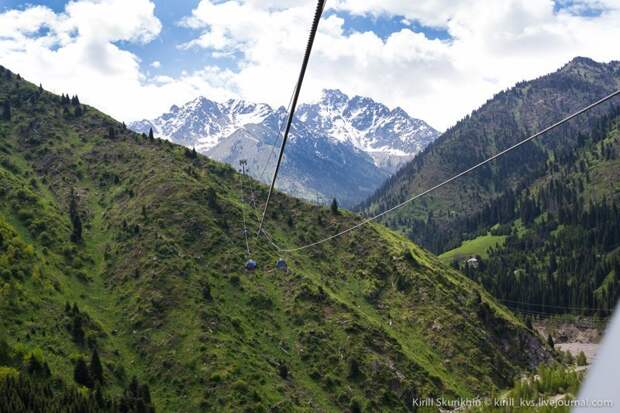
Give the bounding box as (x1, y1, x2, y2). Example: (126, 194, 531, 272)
(130, 90, 439, 206)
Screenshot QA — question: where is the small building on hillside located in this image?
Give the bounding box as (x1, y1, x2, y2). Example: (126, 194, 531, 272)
(465, 257, 480, 269)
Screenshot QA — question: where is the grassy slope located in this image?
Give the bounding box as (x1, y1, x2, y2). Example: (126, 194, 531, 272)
(0, 68, 551, 412)
(439, 233, 507, 264)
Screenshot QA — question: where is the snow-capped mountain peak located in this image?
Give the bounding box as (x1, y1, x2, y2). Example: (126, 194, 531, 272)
(130, 96, 274, 150)
(295, 89, 438, 169)
(319, 89, 349, 108)
(129, 90, 439, 205)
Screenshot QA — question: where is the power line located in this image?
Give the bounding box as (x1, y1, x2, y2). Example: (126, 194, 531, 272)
(262, 89, 620, 253)
(504, 307, 611, 321)
(257, 0, 327, 235)
(506, 307, 610, 321)
(498, 298, 614, 313)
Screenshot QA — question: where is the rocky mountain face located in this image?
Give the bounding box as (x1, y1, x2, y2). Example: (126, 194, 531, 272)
(130, 90, 438, 206)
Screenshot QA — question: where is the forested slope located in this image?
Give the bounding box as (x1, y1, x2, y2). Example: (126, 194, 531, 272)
(361, 57, 620, 254)
(447, 111, 620, 315)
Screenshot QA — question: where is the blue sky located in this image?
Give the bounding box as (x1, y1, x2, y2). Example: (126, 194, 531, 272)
(1, 0, 619, 129)
(0, 0, 214, 76)
(0, 0, 453, 77)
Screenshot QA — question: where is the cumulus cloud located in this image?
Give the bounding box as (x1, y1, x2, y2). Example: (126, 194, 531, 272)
(0, 0, 235, 122)
(179, 0, 620, 130)
(1, 0, 620, 129)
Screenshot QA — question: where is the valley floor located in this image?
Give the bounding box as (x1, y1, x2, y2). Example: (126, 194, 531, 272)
(535, 317, 604, 366)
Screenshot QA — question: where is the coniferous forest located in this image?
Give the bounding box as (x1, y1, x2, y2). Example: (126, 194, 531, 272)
(452, 111, 620, 315)
(0, 338, 154, 413)
(363, 58, 620, 318)
(376, 119, 620, 316)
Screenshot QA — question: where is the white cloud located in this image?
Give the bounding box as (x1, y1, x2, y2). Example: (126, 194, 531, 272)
(1, 0, 620, 130)
(151, 60, 161, 68)
(0, 0, 235, 122)
(178, 0, 620, 130)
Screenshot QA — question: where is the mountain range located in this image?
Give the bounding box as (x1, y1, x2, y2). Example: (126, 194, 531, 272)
(130, 89, 438, 207)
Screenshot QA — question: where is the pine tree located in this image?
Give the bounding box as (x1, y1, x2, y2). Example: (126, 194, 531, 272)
(330, 198, 339, 215)
(140, 383, 152, 406)
(148, 128, 154, 140)
(547, 334, 554, 349)
(576, 351, 587, 366)
(184, 147, 198, 159)
(128, 376, 140, 397)
(119, 377, 155, 413)
(90, 348, 104, 384)
(71, 316, 85, 345)
(69, 189, 82, 243)
(2, 100, 10, 121)
(347, 357, 362, 380)
(26, 355, 51, 378)
(278, 363, 289, 379)
(351, 399, 362, 413)
(74, 358, 93, 388)
(205, 188, 221, 213)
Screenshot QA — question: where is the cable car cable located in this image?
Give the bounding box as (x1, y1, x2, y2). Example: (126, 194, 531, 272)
(260, 89, 620, 253)
(257, 84, 298, 183)
(257, 0, 327, 235)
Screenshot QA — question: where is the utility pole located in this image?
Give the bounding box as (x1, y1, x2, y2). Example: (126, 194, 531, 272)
(239, 160, 248, 204)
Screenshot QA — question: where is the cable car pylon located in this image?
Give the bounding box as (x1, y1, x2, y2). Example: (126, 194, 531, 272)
(239, 159, 257, 272)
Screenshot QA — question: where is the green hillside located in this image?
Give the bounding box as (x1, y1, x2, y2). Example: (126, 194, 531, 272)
(361, 57, 620, 254)
(0, 66, 552, 412)
(449, 113, 620, 316)
(439, 232, 507, 264)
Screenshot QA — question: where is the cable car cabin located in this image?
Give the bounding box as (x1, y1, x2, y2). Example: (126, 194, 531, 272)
(245, 259, 257, 271)
(275, 258, 288, 272)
